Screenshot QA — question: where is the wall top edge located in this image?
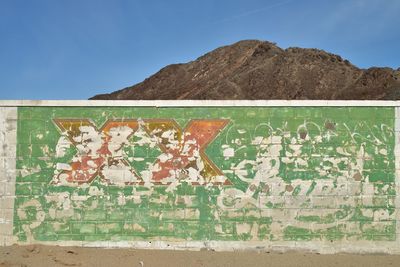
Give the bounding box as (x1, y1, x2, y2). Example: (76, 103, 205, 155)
(0, 100, 400, 107)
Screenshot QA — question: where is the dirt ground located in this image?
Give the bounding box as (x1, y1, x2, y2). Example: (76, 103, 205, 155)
(1, 245, 400, 267)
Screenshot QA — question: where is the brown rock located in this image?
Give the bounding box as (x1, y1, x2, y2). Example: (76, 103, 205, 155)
(90, 40, 400, 100)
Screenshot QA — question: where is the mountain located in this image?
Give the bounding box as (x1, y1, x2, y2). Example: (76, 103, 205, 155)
(90, 40, 400, 100)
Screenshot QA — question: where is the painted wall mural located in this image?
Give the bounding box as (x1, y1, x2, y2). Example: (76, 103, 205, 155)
(13, 107, 396, 243)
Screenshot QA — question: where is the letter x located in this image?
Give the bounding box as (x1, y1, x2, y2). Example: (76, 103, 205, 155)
(143, 119, 231, 185)
(53, 119, 141, 185)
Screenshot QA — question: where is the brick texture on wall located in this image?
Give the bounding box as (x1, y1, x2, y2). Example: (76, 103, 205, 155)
(1, 101, 400, 253)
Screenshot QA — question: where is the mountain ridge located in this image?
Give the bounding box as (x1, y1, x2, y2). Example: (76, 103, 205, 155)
(90, 40, 400, 100)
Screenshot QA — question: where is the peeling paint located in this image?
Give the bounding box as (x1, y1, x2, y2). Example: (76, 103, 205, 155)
(8, 106, 397, 248)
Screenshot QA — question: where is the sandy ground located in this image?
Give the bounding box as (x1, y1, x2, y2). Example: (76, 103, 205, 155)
(1, 245, 400, 267)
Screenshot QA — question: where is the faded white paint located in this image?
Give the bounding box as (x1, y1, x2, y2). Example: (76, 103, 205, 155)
(0, 100, 400, 107)
(0, 107, 17, 246)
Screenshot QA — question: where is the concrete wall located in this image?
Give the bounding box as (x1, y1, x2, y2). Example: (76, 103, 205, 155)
(1, 100, 400, 254)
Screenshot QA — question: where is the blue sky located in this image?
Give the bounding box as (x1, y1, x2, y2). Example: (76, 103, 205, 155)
(0, 0, 399, 100)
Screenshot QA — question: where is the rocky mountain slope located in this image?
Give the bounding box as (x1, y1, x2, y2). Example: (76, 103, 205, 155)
(90, 40, 400, 100)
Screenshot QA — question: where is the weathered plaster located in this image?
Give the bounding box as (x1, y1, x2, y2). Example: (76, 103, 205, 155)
(0, 100, 399, 107)
(0, 107, 17, 246)
(0, 102, 400, 254)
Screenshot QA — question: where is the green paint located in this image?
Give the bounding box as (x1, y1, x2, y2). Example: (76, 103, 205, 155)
(13, 106, 396, 242)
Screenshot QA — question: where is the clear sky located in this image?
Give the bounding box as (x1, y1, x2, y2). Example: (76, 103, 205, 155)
(0, 0, 399, 100)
